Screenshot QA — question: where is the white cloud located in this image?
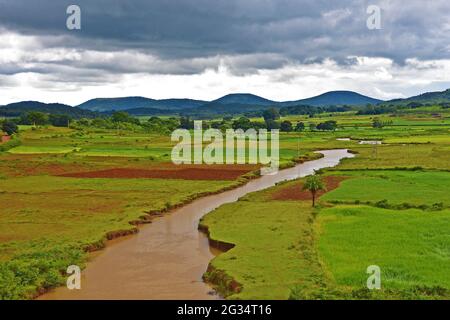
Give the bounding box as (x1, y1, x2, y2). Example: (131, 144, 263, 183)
(0, 31, 450, 105)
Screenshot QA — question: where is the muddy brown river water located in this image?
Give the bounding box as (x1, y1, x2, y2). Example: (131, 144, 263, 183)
(39, 149, 353, 300)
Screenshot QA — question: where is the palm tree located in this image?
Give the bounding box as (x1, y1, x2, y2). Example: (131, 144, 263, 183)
(302, 175, 326, 207)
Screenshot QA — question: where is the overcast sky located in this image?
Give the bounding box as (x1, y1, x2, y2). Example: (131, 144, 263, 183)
(0, 0, 449, 105)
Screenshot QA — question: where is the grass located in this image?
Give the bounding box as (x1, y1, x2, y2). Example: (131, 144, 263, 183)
(322, 170, 450, 207)
(201, 194, 325, 299)
(317, 205, 450, 297)
(339, 144, 450, 170)
(384, 134, 450, 144)
(8, 146, 80, 154)
(0, 175, 238, 261)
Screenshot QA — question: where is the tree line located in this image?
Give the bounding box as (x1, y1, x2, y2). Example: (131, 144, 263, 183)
(2, 109, 339, 136)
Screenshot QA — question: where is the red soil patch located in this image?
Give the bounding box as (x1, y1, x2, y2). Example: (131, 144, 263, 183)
(2, 161, 96, 177)
(271, 176, 348, 201)
(1, 135, 11, 143)
(58, 166, 255, 180)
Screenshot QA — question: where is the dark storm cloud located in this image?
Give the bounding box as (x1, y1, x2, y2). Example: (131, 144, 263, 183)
(0, 0, 449, 76)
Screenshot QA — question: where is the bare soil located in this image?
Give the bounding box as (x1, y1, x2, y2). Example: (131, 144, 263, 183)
(0, 135, 11, 143)
(271, 176, 348, 200)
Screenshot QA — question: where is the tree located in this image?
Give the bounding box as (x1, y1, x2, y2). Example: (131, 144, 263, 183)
(27, 112, 49, 127)
(77, 118, 90, 126)
(210, 121, 222, 129)
(179, 116, 194, 129)
(262, 108, 280, 122)
(407, 102, 423, 109)
(295, 122, 305, 132)
(372, 118, 384, 129)
(265, 119, 280, 130)
(111, 111, 134, 123)
(49, 114, 72, 127)
(1, 120, 19, 135)
(232, 116, 252, 130)
(316, 120, 337, 131)
(280, 120, 293, 132)
(309, 123, 316, 131)
(302, 175, 326, 207)
(91, 118, 109, 128)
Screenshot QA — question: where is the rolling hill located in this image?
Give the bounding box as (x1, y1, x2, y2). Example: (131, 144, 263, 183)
(284, 90, 383, 106)
(75, 91, 383, 114)
(387, 88, 450, 105)
(76, 97, 207, 112)
(6, 88, 450, 118)
(210, 93, 276, 106)
(0, 101, 97, 118)
(107, 107, 177, 116)
(191, 91, 383, 115)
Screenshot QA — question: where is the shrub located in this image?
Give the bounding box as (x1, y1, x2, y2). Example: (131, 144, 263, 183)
(431, 202, 444, 211)
(0, 136, 21, 152)
(1, 121, 19, 135)
(375, 199, 389, 208)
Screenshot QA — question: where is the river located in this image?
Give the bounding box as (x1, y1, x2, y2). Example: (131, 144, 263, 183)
(39, 149, 353, 300)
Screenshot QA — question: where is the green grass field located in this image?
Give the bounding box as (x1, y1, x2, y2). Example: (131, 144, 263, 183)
(322, 170, 450, 207)
(201, 196, 324, 299)
(317, 205, 450, 296)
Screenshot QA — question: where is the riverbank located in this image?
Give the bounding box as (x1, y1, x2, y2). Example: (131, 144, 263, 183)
(38, 149, 352, 299)
(199, 182, 325, 299)
(1, 175, 245, 300)
(30, 172, 258, 300)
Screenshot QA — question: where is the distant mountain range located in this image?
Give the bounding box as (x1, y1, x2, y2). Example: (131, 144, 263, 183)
(76, 90, 383, 114)
(1, 89, 449, 118)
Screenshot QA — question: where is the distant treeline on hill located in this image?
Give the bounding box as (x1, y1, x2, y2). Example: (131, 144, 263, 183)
(0, 101, 98, 118)
(2, 108, 341, 135)
(244, 104, 352, 117)
(1, 101, 448, 124)
(68, 109, 339, 133)
(1, 88, 449, 119)
(357, 101, 450, 115)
